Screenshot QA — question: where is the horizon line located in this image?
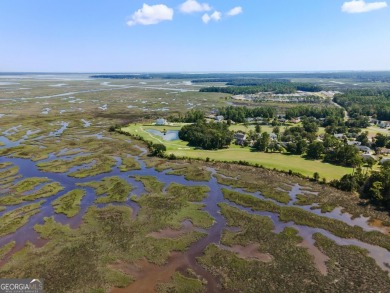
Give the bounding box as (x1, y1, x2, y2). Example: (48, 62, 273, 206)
(1, 70, 390, 75)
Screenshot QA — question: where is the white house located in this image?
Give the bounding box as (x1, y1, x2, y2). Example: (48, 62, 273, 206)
(156, 118, 167, 125)
(347, 140, 361, 146)
(380, 157, 390, 164)
(355, 145, 371, 154)
(361, 154, 376, 162)
(334, 133, 345, 139)
(377, 148, 390, 155)
(234, 133, 247, 145)
(379, 121, 390, 128)
(270, 133, 278, 140)
(215, 115, 224, 122)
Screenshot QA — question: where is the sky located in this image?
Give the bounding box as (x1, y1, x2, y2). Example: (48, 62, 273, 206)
(0, 0, 389, 72)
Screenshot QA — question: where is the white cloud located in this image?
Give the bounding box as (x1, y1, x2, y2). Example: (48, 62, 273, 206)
(202, 13, 211, 24)
(227, 6, 243, 16)
(210, 11, 221, 21)
(180, 0, 211, 13)
(127, 4, 174, 26)
(342, 0, 388, 13)
(202, 11, 221, 24)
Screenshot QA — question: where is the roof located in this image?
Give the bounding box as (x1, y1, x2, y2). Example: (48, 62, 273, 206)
(234, 133, 246, 140)
(380, 158, 390, 164)
(356, 145, 371, 151)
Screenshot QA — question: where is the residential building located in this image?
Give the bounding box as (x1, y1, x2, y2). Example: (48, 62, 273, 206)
(270, 133, 278, 140)
(215, 115, 224, 122)
(156, 118, 167, 125)
(377, 148, 390, 155)
(355, 145, 371, 154)
(234, 133, 247, 145)
(347, 140, 361, 146)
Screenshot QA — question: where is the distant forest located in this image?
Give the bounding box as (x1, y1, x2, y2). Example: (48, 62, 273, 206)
(90, 71, 390, 82)
(334, 89, 390, 120)
(199, 81, 323, 95)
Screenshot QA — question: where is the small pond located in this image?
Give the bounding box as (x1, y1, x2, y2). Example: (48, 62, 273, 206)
(146, 129, 179, 141)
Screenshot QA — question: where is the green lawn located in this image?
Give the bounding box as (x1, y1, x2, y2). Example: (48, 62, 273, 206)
(171, 147, 352, 180)
(121, 123, 191, 151)
(366, 126, 390, 138)
(121, 123, 352, 181)
(229, 123, 326, 135)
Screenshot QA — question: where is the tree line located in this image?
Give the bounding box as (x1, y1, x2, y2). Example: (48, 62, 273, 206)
(178, 121, 233, 150)
(285, 106, 344, 119)
(217, 106, 275, 122)
(199, 81, 323, 95)
(334, 89, 390, 121)
(331, 162, 390, 211)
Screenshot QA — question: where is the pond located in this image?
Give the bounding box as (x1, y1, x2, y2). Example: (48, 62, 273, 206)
(146, 129, 179, 141)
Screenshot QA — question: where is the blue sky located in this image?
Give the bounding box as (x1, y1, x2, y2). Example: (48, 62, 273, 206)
(0, 0, 389, 72)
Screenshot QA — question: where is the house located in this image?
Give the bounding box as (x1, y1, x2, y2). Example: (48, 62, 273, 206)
(270, 133, 278, 140)
(370, 118, 379, 125)
(379, 121, 390, 128)
(334, 133, 345, 139)
(234, 132, 247, 145)
(290, 117, 301, 124)
(355, 145, 371, 154)
(377, 148, 390, 155)
(245, 118, 255, 123)
(361, 154, 376, 162)
(347, 140, 361, 146)
(380, 157, 390, 164)
(215, 115, 224, 122)
(156, 118, 167, 125)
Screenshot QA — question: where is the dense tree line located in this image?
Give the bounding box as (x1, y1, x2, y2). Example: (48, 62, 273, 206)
(334, 89, 390, 120)
(285, 106, 344, 119)
(90, 72, 390, 83)
(168, 109, 205, 123)
(199, 81, 323, 95)
(200, 85, 295, 95)
(179, 121, 233, 150)
(217, 106, 275, 122)
(331, 162, 390, 211)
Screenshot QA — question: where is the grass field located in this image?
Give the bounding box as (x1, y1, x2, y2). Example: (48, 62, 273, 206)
(121, 124, 352, 180)
(366, 126, 390, 138)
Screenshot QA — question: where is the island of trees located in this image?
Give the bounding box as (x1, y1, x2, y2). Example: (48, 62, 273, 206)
(178, 121, 233, 150)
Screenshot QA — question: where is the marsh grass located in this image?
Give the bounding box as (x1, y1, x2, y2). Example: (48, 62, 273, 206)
(119, 156, 141, 172)
(157, 272, 205, 293)
(11, 177, 50, 193)
(78, 177, 133, 203)
(199, 204, 320, 292)
(313, 233, 390, 291)
(0, 162, 12, 169)
(133, 176, 165, 193)
(0, 241, 15, 260)
(167, 165, 212, 182)
(166, 183, 210, 202)
(0, 195, 208, 293)
(0, 182, 64, 205)
(0, 202, 43, 237)
(211, 161, 390, 222)
(223, 188, 390, 251)
(216, 174, 290, 204)
(68, 155, 117, 178)
(199, 203, 390, 292)
(0, 166, 19, 180)
(52, 189, 86, 217)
